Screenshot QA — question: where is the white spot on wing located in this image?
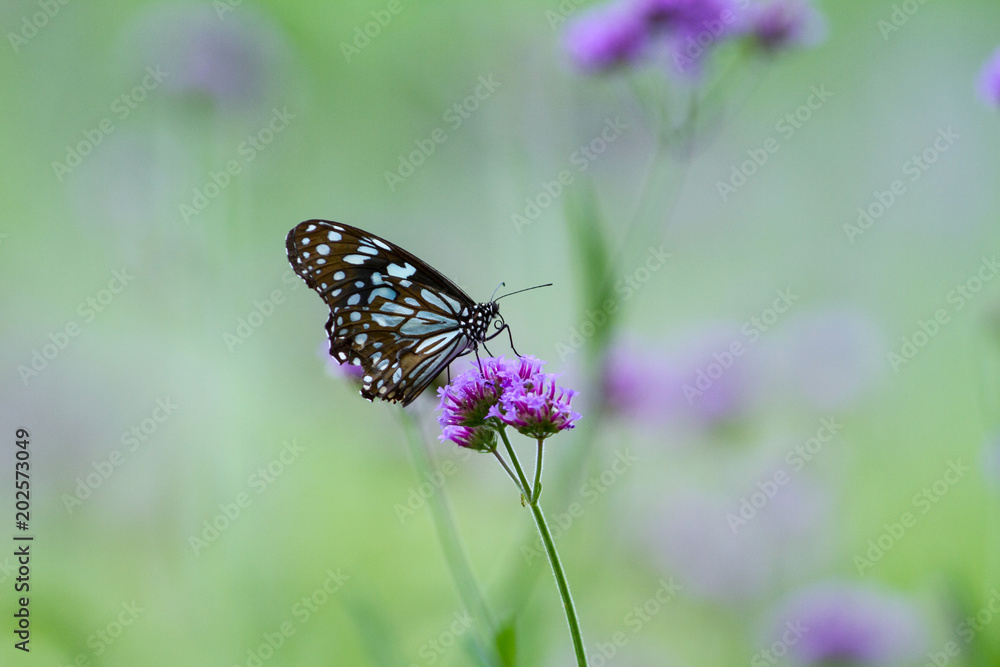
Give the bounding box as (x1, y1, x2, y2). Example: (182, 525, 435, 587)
(343, 255, 367, 265)
(372, 313, 404, 328)
(317, 244, 331, 255)
(368, 287, 396, 304)
(333, 271, 345, 281)
(381, 302, 414, 316)
(387, 262, 417, 279)
(348, 294, 360, 306)
(328, 231, 341, 241)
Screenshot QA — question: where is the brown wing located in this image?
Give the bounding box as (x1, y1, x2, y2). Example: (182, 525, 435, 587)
(285, 219, 478, 405)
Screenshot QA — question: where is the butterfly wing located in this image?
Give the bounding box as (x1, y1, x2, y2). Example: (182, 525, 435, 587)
(286, 219, 479, 406)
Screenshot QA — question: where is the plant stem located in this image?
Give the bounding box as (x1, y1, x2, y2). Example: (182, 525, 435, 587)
(490, 444, 524, 493)
(532, 438, 544, 502)
(499, 427, 533, 503)
(502, 429, 587, 666)
(528, 500, 587, 667)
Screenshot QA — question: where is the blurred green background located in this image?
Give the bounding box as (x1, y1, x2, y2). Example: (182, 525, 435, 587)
(3, 0, 1000, 665)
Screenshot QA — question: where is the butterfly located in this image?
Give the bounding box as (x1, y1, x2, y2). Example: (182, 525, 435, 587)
(286, 220, 528, 406)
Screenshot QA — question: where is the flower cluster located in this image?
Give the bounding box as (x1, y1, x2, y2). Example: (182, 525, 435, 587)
(437, 356, 580, 450)
(564, 0, 824, 75)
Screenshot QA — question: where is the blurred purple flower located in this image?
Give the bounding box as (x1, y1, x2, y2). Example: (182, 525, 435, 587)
(769, 583, 927, 665)
(564, 1, 649, 72)
(120, 4, 289, 110)
(637, 0, 735, 31)
(743, 0, 826, 52)
(601, 330, 753, 427)
(977, 46, 1000, 109)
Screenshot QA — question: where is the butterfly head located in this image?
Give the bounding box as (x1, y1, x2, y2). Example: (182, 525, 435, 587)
(468, 301, 502, 345)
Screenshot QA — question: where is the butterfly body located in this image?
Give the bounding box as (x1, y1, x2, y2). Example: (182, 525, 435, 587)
(286, 220, 504, 406)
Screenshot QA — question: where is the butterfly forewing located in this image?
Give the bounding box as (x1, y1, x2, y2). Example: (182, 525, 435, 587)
(286, 219, 488, 406)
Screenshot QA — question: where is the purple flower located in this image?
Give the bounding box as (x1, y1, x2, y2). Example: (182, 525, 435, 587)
(637, 0, 735, 33)
(437, 356, 579, 448)
(639, 0, 739, 75)
(439, 425, 498, 452)
(768, 583, 927, 665)
(496, 368, 581, 440)
(564, 1, 649, 72)
(743, 0, 826, 52)
(977, 46, 1000, 109)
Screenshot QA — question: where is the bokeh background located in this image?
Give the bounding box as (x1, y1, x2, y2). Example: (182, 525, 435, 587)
(3, 1, 1000, 665)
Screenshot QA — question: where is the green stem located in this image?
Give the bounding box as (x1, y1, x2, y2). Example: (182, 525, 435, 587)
(528, 501, 587, 667)
(532, 438, 544, 503)
(499, 427, 533, 502)
(398, 413, 501, 667)
(502, 431, 587, 666)
(490, 444, 523, 492)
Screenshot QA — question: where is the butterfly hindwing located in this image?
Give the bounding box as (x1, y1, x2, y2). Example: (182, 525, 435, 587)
(286, 219, 485, 405)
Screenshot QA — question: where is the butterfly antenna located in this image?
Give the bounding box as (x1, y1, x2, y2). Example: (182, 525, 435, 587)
(495, 283, 553, 301)
(490, 282, 506, 302)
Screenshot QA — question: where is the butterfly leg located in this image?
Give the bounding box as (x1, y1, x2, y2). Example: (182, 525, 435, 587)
(474, 347, 484, 373)
(505, 325, 521, 357)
